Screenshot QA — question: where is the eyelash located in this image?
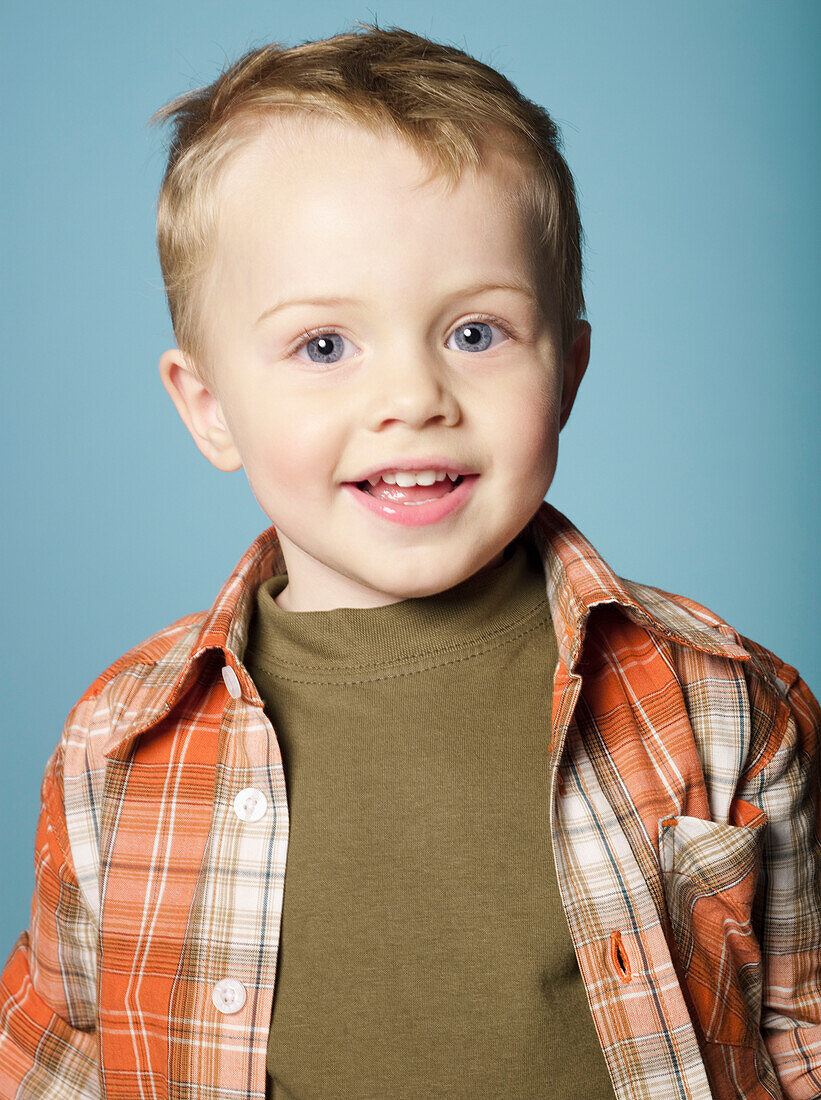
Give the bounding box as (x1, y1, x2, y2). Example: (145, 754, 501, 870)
(288, 313, 516, 359)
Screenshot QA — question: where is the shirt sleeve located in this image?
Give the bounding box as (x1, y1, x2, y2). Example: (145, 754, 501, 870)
(0, 744, 100, 1098)
(740, 636, 821, 1100)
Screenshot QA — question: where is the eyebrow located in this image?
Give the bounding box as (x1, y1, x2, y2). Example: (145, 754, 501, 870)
(254, 280, 539, 326)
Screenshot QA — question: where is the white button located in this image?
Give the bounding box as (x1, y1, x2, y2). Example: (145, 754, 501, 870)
(212, 978, 247, 1014)
(221, 664, 242, 699)
(233, 787, 267, 823)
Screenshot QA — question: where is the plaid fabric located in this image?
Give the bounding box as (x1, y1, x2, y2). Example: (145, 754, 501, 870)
(0, 500, 818, 1099)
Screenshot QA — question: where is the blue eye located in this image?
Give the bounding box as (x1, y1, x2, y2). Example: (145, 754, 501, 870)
(295, 331, 353, 365)
(291, 316, 512, 366)
(447, 319, 507, 353)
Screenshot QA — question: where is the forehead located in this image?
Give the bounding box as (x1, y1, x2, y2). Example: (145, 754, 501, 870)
(220, 111, 522, 192)
(213, 114, 540, 294)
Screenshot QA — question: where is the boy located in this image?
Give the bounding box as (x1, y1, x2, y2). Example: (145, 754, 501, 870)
(0, 21, 818, 1100)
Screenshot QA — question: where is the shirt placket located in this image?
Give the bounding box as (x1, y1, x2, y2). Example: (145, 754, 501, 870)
(169, 686, 290, 1100)
(548, 665, 713, 1100)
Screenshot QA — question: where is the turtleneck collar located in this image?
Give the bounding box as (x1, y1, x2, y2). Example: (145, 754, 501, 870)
(245, 536, 550, 676)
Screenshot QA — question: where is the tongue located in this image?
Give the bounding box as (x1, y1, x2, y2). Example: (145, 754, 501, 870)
(364, 478, 456, 503)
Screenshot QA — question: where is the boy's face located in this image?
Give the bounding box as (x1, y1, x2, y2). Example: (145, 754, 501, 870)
(160, 117, 590, 611)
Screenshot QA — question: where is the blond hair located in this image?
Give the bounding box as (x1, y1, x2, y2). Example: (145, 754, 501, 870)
(149, 21, 586, 382)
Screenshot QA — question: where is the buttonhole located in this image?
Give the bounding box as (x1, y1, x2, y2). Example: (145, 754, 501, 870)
(609, 930, 632, 984)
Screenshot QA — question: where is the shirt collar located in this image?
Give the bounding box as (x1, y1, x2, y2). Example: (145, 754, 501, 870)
(104, 500, 749, 756)
(525, 502, 749, 670)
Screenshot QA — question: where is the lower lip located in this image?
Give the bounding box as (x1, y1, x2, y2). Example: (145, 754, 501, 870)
(342, 475, 479, 527)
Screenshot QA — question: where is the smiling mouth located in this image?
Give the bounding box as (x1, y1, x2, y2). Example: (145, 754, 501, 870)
(353, 475, 465, 502)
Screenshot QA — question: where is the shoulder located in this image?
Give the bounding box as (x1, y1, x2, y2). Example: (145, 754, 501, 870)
(55, 610, 208, 775)
(35, 611, 209, 913)
(75, 611, 206, 708)
(618, 575, 815, 705)
(622, 575, 748, 648)
(620, 576, 820, 746)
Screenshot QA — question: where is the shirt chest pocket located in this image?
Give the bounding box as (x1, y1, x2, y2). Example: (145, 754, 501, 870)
(659, 799, 768, 1048)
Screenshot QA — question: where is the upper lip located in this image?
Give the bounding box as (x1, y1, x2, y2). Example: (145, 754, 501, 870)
(345, 456, 479, 483)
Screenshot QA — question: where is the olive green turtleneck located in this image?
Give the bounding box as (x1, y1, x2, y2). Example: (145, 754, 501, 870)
(243, 535, 615, 1099)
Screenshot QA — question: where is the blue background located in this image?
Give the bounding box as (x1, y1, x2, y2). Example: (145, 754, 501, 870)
(2, 0, 818, 950)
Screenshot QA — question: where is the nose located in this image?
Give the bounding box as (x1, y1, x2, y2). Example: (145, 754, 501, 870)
(364, 343, 461, 430)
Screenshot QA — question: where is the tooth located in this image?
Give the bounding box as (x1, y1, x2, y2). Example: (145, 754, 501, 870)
(363, 469, 459, 487)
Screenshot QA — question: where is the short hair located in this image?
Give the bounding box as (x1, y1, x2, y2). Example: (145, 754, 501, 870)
(149, 21, 586, 384)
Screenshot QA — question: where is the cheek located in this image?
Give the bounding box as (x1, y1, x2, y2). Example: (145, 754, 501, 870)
(238, 394, 342, 491)
(490, 379, 560, 465)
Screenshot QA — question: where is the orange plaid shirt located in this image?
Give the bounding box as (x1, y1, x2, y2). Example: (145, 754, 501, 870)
(1, 501, 819, 1099)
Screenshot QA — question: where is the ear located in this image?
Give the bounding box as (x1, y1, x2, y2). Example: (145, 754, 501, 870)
(559, 320, 591, 431)
(158, 349, 243, 472)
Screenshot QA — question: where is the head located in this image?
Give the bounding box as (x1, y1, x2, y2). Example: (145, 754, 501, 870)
(153, 23, 591, 611)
